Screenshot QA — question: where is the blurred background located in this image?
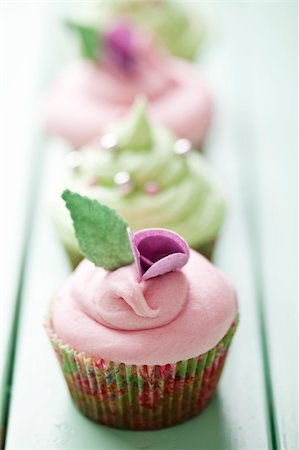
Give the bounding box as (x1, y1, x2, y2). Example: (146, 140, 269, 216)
(0, 2, 297, 449)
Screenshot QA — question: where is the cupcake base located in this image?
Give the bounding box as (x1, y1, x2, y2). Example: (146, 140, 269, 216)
(46, 319, 237, 430)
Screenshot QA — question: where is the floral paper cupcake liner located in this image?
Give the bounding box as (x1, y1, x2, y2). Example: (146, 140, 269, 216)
(46, 318, 238, 430)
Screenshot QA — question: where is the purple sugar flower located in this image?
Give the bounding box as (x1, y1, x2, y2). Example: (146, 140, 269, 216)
(128, 228, 190, 281)
(104, 23, 136, 74)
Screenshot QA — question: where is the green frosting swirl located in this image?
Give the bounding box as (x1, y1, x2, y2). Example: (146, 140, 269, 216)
(53, 100, 225, 260)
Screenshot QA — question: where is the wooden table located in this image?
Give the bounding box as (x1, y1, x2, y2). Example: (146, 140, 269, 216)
(1, 2, 297, 449)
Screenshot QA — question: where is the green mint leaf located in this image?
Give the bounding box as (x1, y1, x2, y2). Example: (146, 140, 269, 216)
(65, 20, 100, 60)
(62, 190, 134, 270)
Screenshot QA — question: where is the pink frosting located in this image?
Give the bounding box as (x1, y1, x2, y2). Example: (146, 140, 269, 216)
(44, 36, 211, 148)
(51, 250, 238, 365)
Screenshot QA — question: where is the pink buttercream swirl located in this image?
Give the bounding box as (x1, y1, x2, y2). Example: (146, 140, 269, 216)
(71, 262, 188, 331)
(89, 27, 174, 104)
(44, 23, 211, 148)
(52, 251, 238, 365)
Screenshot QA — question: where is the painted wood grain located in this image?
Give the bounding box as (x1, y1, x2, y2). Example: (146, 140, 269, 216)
(0, 5, 47, 442)
(224, 4, 298, 448)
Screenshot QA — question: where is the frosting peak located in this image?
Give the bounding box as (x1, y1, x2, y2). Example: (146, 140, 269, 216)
(72, 261, 188, 331)
(106, 277, 159, 319)
(116, 97, 153, 151)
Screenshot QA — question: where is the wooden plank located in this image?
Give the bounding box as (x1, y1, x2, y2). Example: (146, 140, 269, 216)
(5, 4, 270, 448)
(0, 4, 48, 443)
(230, 3, 298, 448)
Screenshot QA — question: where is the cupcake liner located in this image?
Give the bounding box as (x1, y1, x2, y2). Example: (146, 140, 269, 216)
(46, 318, 238, 430)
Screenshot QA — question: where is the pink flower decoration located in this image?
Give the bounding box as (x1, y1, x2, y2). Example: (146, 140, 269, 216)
(128, 228, 190, 282)
(104, 23, 136, 74)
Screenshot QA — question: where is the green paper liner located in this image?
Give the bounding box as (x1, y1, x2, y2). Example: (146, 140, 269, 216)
(46, 318, 237, 430)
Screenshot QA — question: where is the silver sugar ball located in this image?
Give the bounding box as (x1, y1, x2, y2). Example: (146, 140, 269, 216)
(100, 133, 118, 151)
(114, 171, 133, 195)
(174, 138, 192, 156)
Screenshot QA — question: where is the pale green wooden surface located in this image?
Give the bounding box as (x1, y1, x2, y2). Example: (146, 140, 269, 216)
(0, 4, 47, 441)
(224, 4, 298, 448)
(0, 2, 70, 444)
(2, 2, 298, 449)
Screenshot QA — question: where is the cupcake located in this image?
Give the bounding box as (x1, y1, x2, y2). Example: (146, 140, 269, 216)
(44, 21, 211, 148)
(51, 100, 225, 268)
(96, 0, 205, 60)
(46, 191, 238, 430)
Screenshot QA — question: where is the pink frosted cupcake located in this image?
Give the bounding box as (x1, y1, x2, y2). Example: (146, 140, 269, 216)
(44, 22, 212, 148)
(46, 190, 238, 430)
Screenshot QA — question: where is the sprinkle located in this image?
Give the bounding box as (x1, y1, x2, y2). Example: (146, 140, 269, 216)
(144, 181, 160, 195)
(100, 133, 118, 151)
(114, 171, 133, 195)
(87, 176, 98, 187)
(65, 151, 82, 168)
(174, 138, 192, 156)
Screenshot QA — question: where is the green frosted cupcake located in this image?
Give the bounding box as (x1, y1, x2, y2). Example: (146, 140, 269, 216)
(51, 100, 225, 267)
